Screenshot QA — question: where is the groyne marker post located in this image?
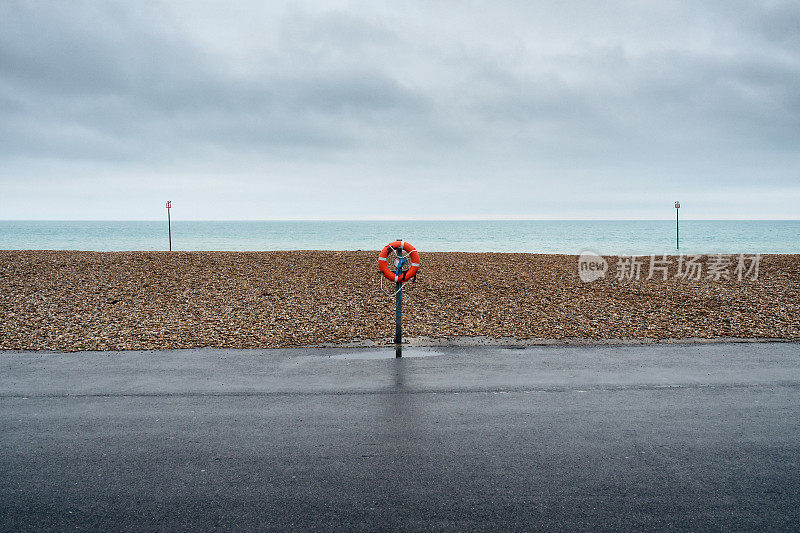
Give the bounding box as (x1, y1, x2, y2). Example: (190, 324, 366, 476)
(675, 200, 680, 250)
(166, 201, 172, 251)
(394, 245, 406, 358)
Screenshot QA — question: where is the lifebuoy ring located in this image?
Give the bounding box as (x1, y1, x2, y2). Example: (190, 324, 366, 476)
(378, 240, 420, 283)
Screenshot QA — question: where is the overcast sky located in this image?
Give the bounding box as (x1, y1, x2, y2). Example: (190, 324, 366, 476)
(1, 0, 798, 220)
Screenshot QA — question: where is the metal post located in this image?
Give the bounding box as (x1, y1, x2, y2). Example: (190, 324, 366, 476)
(394, 242, 405, 358)
(395, 279, 402, 358)
(166, 201, 172, 251)
(675, 201, 680, 250)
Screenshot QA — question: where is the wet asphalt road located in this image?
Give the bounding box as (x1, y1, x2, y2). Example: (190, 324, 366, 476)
(1, 342, 799, 531)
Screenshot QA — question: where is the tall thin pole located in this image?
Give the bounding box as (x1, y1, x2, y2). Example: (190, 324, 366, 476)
(395, 280, 402, 358)
(675, 200, 680, 250)
(394, 242, 404, 358)
(166, 201, 172, 251)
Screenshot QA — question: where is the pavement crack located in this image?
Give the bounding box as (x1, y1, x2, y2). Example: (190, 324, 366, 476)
(2, 380, 799, 399)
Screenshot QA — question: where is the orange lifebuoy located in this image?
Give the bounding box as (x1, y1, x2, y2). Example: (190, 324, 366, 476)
(378, 240, 420, 283)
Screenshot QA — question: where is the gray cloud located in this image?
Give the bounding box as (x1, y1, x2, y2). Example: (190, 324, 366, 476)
(1, 0, 798, 219)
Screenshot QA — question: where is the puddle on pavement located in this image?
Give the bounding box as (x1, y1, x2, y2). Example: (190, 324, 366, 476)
(330, 348, 444, 360)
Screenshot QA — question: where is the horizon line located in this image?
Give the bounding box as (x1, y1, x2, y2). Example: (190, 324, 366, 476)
(1, 218, 799, 222)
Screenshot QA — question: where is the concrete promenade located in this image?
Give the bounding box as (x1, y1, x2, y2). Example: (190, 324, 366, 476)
(2, 342, 799, 531)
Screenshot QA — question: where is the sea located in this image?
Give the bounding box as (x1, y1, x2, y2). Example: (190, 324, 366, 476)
(0, 220, 798, 255)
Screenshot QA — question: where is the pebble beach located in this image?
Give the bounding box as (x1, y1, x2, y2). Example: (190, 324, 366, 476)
(1, 250, 798, 351)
